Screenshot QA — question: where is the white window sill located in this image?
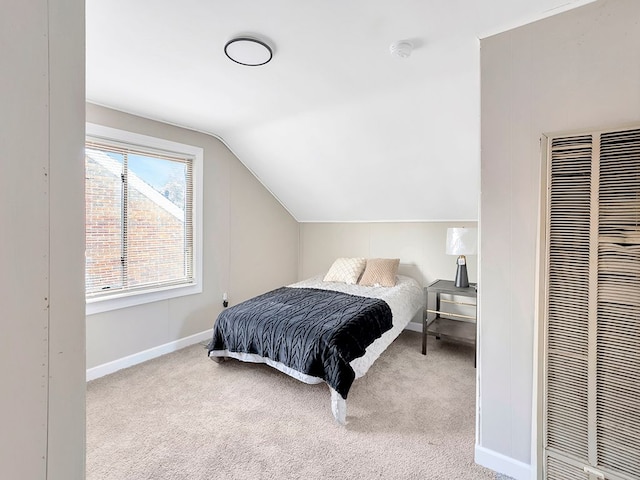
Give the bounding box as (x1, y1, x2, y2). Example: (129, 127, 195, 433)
(86, 282, 202, 315)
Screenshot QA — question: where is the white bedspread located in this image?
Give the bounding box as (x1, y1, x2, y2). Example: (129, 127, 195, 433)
(211, 274, 425, 424)
(289, 274, 424, 380)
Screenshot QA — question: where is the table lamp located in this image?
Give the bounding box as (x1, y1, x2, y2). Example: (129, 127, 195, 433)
(446, 227, 478, 288)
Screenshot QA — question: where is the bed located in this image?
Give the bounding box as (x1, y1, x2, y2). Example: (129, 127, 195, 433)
(207, 259, 424, 424)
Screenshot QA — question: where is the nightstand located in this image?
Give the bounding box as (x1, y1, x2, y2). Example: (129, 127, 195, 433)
(422, 279, 477, 366)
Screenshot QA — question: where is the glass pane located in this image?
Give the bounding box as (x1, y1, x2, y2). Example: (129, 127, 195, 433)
(85, 148, 124, 295)
(127, 154, 188, 288)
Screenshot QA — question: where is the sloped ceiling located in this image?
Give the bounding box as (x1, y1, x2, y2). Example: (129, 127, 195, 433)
(86, 0, 595, 222)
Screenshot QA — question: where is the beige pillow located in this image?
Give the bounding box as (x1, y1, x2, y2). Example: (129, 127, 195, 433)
(323, 257, 367, 285)
(358, 258, 400, 287)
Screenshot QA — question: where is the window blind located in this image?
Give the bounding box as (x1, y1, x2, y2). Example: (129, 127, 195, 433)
(85, 137, 194, 298)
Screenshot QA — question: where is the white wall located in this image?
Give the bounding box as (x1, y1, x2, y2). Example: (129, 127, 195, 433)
(85, 105, 299, 369)
(0, 0, 85, 478)
(299, 221, 478, 324)
(478, 1, 640, 478)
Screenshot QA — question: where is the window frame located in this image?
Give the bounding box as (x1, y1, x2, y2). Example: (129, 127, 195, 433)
(85, 123, 203, 315)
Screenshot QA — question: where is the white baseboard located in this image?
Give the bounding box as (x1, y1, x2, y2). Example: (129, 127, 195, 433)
(475, 445, 532, 480)
(86, 329, 213, 382)
(88, 323, 421, 382)
(404, 321, 422, 333)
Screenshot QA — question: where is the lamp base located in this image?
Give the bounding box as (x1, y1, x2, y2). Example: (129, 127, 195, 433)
(454, 262, 469, 288)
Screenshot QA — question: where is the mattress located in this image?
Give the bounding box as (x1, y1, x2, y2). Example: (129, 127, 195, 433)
(289, 274, 424, 380)
(208, 274, 424, 423)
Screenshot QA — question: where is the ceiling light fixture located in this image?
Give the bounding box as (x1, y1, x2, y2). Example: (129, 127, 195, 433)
(224, 37, 273, 66)
(390, 40, 413, 59)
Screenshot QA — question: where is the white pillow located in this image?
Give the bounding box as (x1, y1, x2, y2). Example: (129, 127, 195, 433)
(323, 257, 366, 285)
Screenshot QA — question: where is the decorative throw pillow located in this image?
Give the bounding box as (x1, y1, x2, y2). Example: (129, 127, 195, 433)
(323, 257, 367, 285)
(358, 258, 400, 287)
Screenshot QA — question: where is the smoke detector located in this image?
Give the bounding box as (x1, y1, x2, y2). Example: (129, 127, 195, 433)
(390, 41, 413, 58)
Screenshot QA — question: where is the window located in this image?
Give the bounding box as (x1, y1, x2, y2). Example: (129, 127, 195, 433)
(85, 124, 203, 314)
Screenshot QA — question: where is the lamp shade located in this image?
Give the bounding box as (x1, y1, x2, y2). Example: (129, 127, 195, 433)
(445, 228, 478, 256)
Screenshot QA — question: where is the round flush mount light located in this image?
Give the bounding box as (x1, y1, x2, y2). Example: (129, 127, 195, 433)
(224, 37, 273, 66)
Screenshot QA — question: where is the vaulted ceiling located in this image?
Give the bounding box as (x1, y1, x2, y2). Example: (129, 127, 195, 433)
(86, 0, 595, 222)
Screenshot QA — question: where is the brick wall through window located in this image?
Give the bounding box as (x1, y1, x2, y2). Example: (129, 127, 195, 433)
(85, 143, 193, 297)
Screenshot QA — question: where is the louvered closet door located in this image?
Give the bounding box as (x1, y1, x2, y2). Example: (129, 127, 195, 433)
(542, 127, 640, 480)
(545, 134, 593, 480)
(597, 129, 640, 477)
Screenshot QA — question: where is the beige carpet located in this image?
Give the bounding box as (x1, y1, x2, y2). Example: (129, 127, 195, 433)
(87, 330, 498, 479)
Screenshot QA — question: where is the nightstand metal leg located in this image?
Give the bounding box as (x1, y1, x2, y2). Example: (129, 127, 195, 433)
(422, 312, 427, 355)
(435, 293, 441, 340)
